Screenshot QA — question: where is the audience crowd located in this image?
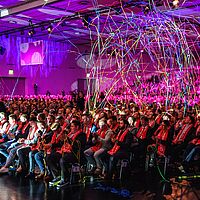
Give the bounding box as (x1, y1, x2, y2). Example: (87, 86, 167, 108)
(0, 91, 199, 187)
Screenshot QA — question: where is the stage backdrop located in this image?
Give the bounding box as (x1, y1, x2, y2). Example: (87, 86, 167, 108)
(20, 40, 43, 66)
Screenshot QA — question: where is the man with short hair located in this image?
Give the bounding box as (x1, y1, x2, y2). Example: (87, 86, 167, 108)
(106, 118, 132, 179)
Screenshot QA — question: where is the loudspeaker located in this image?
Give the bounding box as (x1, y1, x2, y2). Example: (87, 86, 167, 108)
(0, 46, 6, 55)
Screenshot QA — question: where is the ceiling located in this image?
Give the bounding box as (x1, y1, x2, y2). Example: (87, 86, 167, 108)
(0, 0, 199, 44)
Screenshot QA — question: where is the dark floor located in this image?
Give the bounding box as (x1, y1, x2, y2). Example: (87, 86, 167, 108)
(0, 169, 199, 200)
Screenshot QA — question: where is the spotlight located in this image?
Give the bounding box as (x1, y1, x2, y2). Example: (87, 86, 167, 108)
(47, 25, 53, 33)
(172, 0, 179, 7)
(8, 69, 14, 75)
(28, 29, 35, 36)
(143, 6, 150, 15)
(170, 0, 179, 8)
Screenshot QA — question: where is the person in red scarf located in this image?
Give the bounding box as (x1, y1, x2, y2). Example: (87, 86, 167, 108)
(0, 115, 36, 174)
(0, 112, 8, 137)
(155, 109, 162, 126)
(170, 115, 196, 162)
(131, 116, 152, 169)
(48, 120, 86, 188)
(174, 111, 184, 134)
(132, 110, 141, 129)
(107, 116, 119, 134)
(0, 114, 30, 167)
(105, 118, 132, 179)
(26, 118, 53, 179)
(84, 119, 111, 174)
(0, 114, 18, 144)
(81, 113, 93, 146)
(16, 117, 39, 174)
(147, 110, 158, 133)
(178, 116, 200, 173)
(147, 120, 173, 167)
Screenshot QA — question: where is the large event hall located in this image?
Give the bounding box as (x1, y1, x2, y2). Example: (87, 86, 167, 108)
(0, 0, 200, 199)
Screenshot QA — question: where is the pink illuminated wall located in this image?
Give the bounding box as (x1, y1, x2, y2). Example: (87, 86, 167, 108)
(0, 36, 87, 95)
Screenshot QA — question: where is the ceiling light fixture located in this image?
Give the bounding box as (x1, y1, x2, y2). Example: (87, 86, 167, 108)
(0, 9, 9, 17)
(47, 25, 53, 33)
(28, 29, 35, 36)
(172, 0, 179, 7)
(170, 0, 179, 8)
(143, 6, 150, 15)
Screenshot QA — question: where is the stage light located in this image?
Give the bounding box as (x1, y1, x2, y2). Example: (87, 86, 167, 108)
(86, 73, 90, 78)
(143, 6, 150, 15)
(8, 69, 14, 75)
(172, 0, 179, 7)
(28, 29, 35, 36)
(47, 25, 53, 33)
(0, 9, 9, 17)
(170, 0, 179, 8)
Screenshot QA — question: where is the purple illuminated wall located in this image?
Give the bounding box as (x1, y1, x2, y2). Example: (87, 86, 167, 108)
(0, 36, 86, 95)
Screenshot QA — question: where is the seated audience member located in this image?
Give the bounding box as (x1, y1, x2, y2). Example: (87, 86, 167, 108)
(174, 111, 184, 134)
(105, 118, 132, 179)
(170, 115, 196, 162)
(179, 116, 200, 172)
(0, 112, 9, 137)
(131, 116, 152, 168)
(147, 110, 158, 133)
(155, 109, 162, 125)
(0, 114, 30, 164)
(26, 120, 51, 179)
(16, 117, 39, 174)
(0, 114, 18, 144)
(81, 113, 93, 143)
(147, 120, 173, 167)
(84, 119, 109, 173)
(132, 108, 141, 129)
(48, 120, 86, 187)
(0, 115, 34, 173)
(107, 116, 119, 134)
